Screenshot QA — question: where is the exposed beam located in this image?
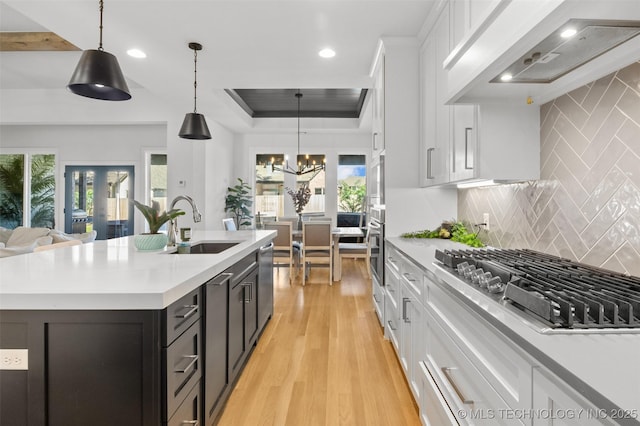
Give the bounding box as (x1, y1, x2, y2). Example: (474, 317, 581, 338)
(0, 32, 79, 51)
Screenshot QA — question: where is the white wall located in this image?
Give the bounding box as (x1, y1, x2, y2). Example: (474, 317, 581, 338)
(0, 123, 166, 234)
(166, 117, 237, 232)
(234, 132, 371, 226)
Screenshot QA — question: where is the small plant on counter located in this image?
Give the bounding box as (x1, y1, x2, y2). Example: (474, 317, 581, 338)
(133, 200, 185, 234)
(401, 220, 484, 248)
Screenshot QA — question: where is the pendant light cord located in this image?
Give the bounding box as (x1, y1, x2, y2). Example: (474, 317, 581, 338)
(193, 48, 198, 113)
(297, 91, 301, 154)
(98, 0, 104, 51)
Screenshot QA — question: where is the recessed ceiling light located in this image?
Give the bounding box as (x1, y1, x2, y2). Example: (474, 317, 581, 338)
(500, 73, 513, 82)
(318, 48, 336, 58)
(127, 48, 147, 58)
(560, 28, 577, 38)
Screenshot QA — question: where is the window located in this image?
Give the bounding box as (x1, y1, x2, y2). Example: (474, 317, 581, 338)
(337, 155, 366, 213)
(296, 154, 325, 214)
(147, 153, 168, 232)
(255, 154, 284, 220)
(0, 153, 55, 229)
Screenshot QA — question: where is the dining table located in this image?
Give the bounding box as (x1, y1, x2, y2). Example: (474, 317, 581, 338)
(291, 226, 364, 281)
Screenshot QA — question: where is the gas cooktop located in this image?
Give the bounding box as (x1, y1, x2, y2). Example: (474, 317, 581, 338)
(435, 248, 640, 332)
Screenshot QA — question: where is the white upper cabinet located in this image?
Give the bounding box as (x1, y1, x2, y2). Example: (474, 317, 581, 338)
(371, 52, 385, 158)
(420, 0, 540, 187)
(445, 0, 640, 105)
(420, 6, 451, 186)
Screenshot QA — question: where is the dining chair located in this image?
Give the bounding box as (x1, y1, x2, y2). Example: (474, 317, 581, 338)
(301, 222, 333, 286)
(222, 218, 237, 231)
(265, 222, 299, 284)
(338, 226, 371, 278)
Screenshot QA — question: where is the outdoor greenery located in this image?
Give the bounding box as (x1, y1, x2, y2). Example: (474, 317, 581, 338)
(225, 178, 253, 229)
(338, 182, 366, 212)
(0, 154, 55, 229)
(133, 200, 185, 234)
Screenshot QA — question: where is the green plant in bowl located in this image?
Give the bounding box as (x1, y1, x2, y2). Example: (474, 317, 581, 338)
(133, 200, 185, 234)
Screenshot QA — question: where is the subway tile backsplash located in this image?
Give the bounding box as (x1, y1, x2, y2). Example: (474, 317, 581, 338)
(458, 61, 640, 277)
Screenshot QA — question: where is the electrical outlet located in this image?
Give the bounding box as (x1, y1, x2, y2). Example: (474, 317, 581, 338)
(0, 349, 28, 370)
(483, 213, 490, 231)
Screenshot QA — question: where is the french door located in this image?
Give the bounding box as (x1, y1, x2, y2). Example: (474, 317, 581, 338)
(65, 166, 134, 240)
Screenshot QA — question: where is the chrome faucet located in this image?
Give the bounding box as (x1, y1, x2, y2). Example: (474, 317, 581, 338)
(167, 195, 202, 246)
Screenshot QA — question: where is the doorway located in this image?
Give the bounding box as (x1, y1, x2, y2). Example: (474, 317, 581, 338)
(65, 166, 134, 240)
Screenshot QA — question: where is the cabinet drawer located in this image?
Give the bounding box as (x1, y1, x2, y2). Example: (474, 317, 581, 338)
(426, 276, 532, 412)
(164, 287, 201, 346)
(398, 253, 425, 301)
(386, 245, 401, 274)
(167, 380, 201, 426)
(165, 320, 201, 420)
(419, 361, 459, 426)
(372, 276, 385, 327)
(385, 264, 400, 306)
(426, 309, 522, 426)
(384, 296, 400, 354)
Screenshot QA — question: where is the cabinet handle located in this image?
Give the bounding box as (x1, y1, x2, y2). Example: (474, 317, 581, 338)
(372, 132, 378, 151)
(403, 272, 417, 282)
(174, 355, 199, 374)
(464, 127, 473, 170)
(426, 147, 435, 179)
(387, 320, 397, 331)
(441, 367, 474, 405)
(402, 298, 411, 323)
(175, 305, 198, 320)
(180, 421, 198, 425)
(242, 282, 253, 303)
(373, 294, 380, 303)
(210, 272, 233, 286)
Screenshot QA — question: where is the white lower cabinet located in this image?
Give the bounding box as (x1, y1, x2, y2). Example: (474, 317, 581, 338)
(420, 361, 460, 426)
(372, 274, 385, 327)
(384, 264, 401, 353)
(532, 368, 617, 426)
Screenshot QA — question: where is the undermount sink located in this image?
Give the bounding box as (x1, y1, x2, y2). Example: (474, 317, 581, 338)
(170, 242, 240, 254)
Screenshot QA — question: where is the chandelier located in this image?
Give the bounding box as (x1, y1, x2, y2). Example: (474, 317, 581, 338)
(272, 91, 326, 176)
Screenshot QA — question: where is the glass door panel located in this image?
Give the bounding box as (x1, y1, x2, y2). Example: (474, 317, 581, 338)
(65, 166, 134, 240)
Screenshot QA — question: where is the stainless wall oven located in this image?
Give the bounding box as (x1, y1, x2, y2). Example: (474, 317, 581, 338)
(369, 207, 385, 285)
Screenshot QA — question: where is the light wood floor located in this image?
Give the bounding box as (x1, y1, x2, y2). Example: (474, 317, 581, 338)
(217, 259, 421, 426)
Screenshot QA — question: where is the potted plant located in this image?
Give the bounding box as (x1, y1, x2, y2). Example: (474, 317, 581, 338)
(133, 200, 185, 251)
(224, 178, 253, 229)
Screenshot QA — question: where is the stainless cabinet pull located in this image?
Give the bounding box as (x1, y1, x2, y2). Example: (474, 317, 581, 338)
(464, 127, 473, 170)
(403, 272, 417, 282)
(427, 147, 435, 179)
(373, 132, 379, 150)
(442, 367, 473, 405)
(373, 294, 380, 303)
(174, 355, 198, 373)
(402, 298, 411, 323)
(387, 320, 397, 331)
(210, 272, 233, 286)
(242, 282, 253, 303)
(175, 305, 198, 319)
(180, 421, 198, 425)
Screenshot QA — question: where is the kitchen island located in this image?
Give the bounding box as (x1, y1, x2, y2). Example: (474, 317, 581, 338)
(386, 237, 640, 426)
(0, 230, 275, 426)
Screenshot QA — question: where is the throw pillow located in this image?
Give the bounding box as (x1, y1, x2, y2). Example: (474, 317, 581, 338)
(6, 227, 51, 248)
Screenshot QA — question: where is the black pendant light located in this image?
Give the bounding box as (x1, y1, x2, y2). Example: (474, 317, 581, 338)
(179, 42, 211, 140)
(67, 0, 131, 101)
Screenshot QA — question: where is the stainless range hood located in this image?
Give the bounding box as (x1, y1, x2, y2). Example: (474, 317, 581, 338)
(492, 19, 640, 84)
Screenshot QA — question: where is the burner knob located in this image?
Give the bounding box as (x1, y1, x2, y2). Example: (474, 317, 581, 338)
(456, 261, 470, 275)
(470, 268, 485, 285)
(487, 276, 505, 294)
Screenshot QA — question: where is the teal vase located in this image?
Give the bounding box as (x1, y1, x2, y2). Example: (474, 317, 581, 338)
(134, 233, 168, 251)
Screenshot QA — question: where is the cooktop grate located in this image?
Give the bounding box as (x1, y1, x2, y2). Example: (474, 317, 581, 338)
(435, 249, 640, 330)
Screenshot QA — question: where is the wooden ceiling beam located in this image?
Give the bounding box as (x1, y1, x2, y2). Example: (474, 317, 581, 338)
(0, 32, 79, 51)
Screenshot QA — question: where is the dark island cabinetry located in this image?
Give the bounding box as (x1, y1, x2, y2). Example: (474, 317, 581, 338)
(0, 246, 274, 426)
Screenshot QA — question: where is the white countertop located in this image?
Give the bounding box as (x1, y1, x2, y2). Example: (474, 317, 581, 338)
(387, 237, 640, 420)
(0, 230, 275, 310)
